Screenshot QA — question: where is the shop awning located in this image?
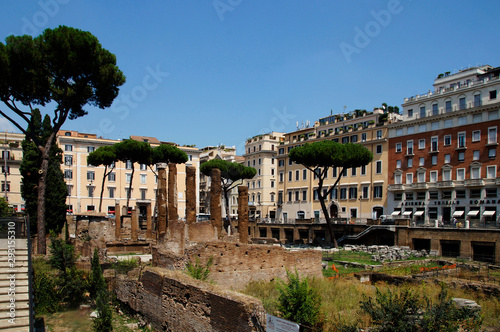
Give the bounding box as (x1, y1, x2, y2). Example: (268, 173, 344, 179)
(414, 211, 425, 216)
(391, 211, 401, 216)
(467, 210, 480, 217)
(452, 211, 465, 217)
(403, 211, 413, 216)
(483, 210, 496, 216)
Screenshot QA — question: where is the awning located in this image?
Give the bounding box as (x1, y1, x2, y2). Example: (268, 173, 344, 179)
(467, 210, 480, 217)
(453, 211, 465, 217)
(391, 211, 401, 216)
(483, 210, 496, 216)
(403, 211, 413, 216)
(414, 211, 425, 216)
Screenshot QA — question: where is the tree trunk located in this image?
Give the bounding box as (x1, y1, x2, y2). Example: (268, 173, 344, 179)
(36, 132, 56, 254)
(317, 170, 338, 248)
(126, 166, 134, 212)
(223, 188, 232, 233)
(98, 165, 107, 213)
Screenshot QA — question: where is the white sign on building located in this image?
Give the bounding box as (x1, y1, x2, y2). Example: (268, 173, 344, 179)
(266, 314, 300, 332)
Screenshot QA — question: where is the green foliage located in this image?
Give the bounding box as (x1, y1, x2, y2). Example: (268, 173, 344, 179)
(48, 235, 75, 273)
(93, 289, 113, 331)
(276, 269, 322, 330)
(200, 159, 257, 182)
(33, 270, 59, 314)
(151, 143, 188, 164)
(111, 257, 139, 275)
(185, 256, 213, 281)
(90, 249, 106, 303)
(57, 266, 88, 308)
(20, 109, 67, 234)
(0, 197, 13, 217)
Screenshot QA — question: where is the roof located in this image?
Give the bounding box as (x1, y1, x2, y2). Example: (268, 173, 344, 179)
(130, 135, 161, 144)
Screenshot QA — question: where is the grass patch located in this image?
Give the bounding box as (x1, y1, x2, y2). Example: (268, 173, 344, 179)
(322, 261, 366, 278)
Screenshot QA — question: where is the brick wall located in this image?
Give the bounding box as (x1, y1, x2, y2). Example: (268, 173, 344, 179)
(153, 241, 323, 290)
(114, 267, 265, 332)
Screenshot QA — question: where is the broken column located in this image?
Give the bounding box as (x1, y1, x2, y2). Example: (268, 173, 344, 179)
(115, 200, 121, 241)
(131, 208, 139, 242)
(157, 163, 167, 237)
(210, 168, 222, 234)
(186, 165, 196, 224)
(238, 186, 249, 243)
(168, 163, 178, 224)
(146, 203, 152, 240)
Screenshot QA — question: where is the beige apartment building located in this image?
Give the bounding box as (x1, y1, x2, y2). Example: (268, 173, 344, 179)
(0, 132, 25, 212)
(243, 132, 285, 221)
(276, 109, 395, 224)
(58, 130, 201, 218)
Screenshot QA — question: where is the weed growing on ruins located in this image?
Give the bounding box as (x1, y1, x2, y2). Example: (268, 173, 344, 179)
(276, 269, 323, 330)
(112, 257, 139, 275)
(185, 256, 213, 281)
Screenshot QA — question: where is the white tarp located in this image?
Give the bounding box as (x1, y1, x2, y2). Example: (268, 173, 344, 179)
(483, 210, 496, 216)
(414, 211, 424, 216)
(391, 211, 401, 216)
(453, 211, 465, 217)
(467, 210, 479, 217)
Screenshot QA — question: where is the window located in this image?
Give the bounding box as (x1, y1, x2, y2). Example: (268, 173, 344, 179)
(87, 171, 95, 181)
(279, 172, 284, 182)
(419, 124, 427, 132)
(141, 189, 147, 200)
(87, 146, 95, 153)
(373, 186, 382, 198)
(407, 109, 413, 117)
(88, 186, 94, 198)
(64, 170, 73, 179)
(394, 173, 402, 184)
(458, 116, 467, 125)
(459, 97, 466, 110)
(406, 173, 413, 184)
(442, 191, 452, 199)
(442, 169, 451, 181)
(431, 155, 437, 165)
(489, 148, 496, 158)
(418, 139, 425, 149)
(431, 136, 438, 152)
(376, 161, 382, 174)
(420, 106, 426, 118)
(361, 165, 366, 175)
(444, 154, 450, 164)
(471, 166, 480, 179)
(278, 160, 284, 167)
(139, 163, 147, 171)
(396, 160, 401, 169)
(351, 135, 358, 143)
(288, 159, 292, 166)
(445, 100, 452, 112)
(486, 188, 497, 198)
(457, 168, 465, 180)
(302, 190, 307, 201)
(394, 193, 402, 201)
(376, 130, 382, 139)
(429, 171, 437, 183)
(126, 173, 132, 183)
(64, 155, 73, 166)
(473, 113, 482, 123)
(419, 157, 425, 166)
(395, 142, 402, 153)
(288, 191, 292, 202)
(108, 172, 116, 182)
(432, 103, 438, 115)
(270, 180, 275, 188)
(473, 150, 480, 161)
(140, 174, 147, 184)
(429, 191, 438, 199)
(407, 126, 414, 134)
(332, 167, 337, 178)
(488, 127, 497, 144)
(396, 128, 403, 136)
(407, 158, 413, 168)
(342, 136, 349, 144)
(376, 144, 382, 154)
(126, 160, 132, 169)
(417, 192, 426, 200)
(456, 190, 466, 199)
(258, 158, 261, 165)
(458, 132, 466, 148)
(349, 187, 357, 199)
(1, 166, 10, 174)
(444, 135, 451, 146)
(361, 133, 367, 142)
(407, 140, 413, 155)
(417, 172, 425, 183)
(489, 110, 499, 120)
(486, 165, 496, 179)
(65, 144, 72, 151)
(406, 192, 413, 200)
(1, 181, 10, 192)
(302, 169, 307, 180)
(340, 188, 347, 200)
(351, 167, 357, 176)
(67, 185, 72, 196)
(258, 180, 261, 188)
(474, 94, 481, 107)
(109, 187, 115, 198)
(330, 188, 337, 200)
(457, 151, 465, 161)
(362, 186, 369, 199)
(472, 130, 481, 142)
(431, 122, 439, 130)
(279, 148, 284, 155)
(470, 189, 481, 198)
(288, 171, 292, 181)
(295, 170, 299, 181)
(87, 205, 95, 211)
(490, 90, 497, 100)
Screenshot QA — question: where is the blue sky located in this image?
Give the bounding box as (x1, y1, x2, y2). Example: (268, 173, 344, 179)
(1, 0, 500, 153)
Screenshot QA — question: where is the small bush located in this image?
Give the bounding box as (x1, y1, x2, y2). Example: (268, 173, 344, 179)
(185, 257, 213, 281)
(56, 267, 88, 308)
(49, 236, 75, 274)
(112, 257, 139, 275)
(33, 270, 59, 314)
(276, 269, 323, 330)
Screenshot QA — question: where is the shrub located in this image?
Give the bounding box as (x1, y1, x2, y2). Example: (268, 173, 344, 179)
(185, 257, 213, 281)
(56, 266, 88, 308)
(276, 269, 322, 330)
(33, 270, 59, 314)
(48, 236, 75, 274)
(90, 249, 107, 303)
(111, 257, 139, 275)
(93, 289, 113, 332)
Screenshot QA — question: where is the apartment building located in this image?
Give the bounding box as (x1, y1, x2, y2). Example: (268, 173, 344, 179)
(387, 65, 500, 227)
(243, 132, 285, 221)
(0, 132, 25, 212)
(276, 110, 394, 224)
(58, 130, 201, 218)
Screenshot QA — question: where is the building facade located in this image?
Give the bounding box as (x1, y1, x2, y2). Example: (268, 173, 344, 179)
(0, 132, 24, 212)
(276, 109, 393, 224)
(243, 132, 285, 221)
(387, 65, 500, 227)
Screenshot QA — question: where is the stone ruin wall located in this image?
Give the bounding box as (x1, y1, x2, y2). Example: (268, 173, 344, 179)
(114, 267, 264, 332)
(153, 241, 323, 290)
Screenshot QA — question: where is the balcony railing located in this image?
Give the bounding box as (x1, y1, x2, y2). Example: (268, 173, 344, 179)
(437, 181, 454, 188)
(412, 183, 428, 189)
(388, 184, 404, 191)
(465, 179, 484, 186)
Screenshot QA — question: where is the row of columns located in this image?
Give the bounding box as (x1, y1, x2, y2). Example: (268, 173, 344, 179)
(113, 165, 250, 244)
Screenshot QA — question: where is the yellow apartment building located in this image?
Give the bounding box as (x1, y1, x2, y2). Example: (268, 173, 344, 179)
(276, 109, 394, 223)
(0, 132, 25, 213)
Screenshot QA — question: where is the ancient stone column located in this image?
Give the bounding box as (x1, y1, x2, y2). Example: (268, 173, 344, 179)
(146, 203, 152, 240)
(186, 165, 196, 224)
(114, 201, 121, 241)
(238, 186, 249, 243)
(157, 163, 168, 237)
(210, 168, 222, 233)
(168, 163, 178, 224)
(131, 208, 139, 242)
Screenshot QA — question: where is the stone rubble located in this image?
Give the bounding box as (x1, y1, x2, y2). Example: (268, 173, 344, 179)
(343, 244, 431, 262)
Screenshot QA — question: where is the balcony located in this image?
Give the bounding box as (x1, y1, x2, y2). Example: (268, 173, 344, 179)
(465, 179, 484, 187)
(388, 184, 405, 191)
(437, 181, 454, 188)
(412, 183, 428, 189)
